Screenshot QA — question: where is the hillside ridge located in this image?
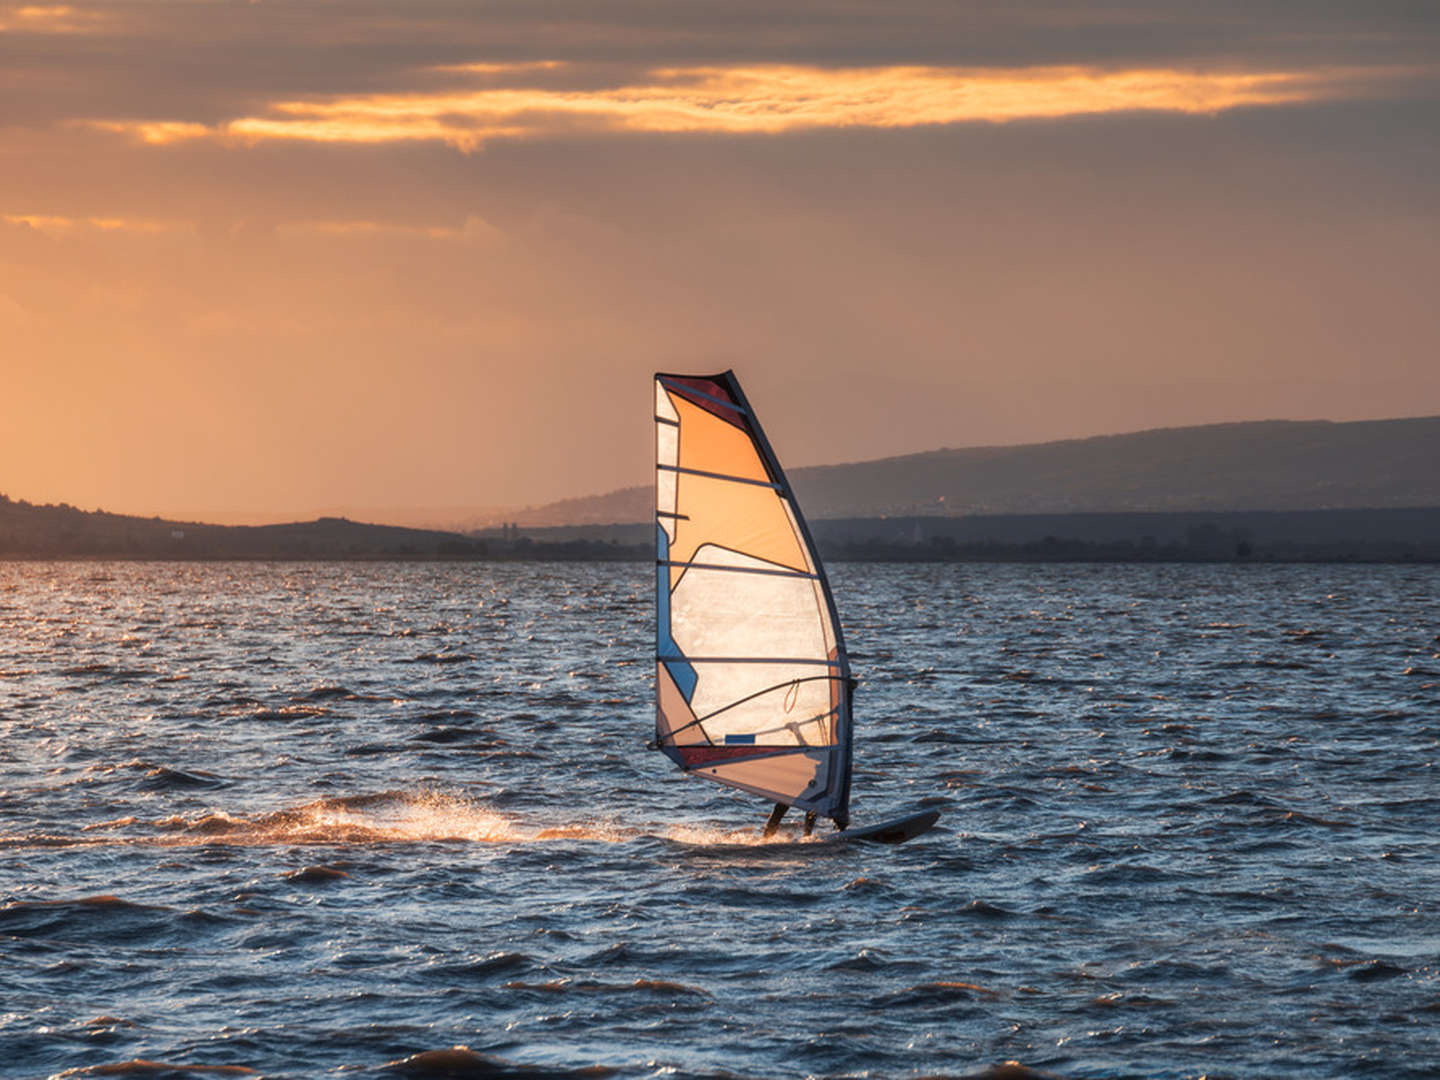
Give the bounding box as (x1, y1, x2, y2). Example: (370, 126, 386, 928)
(504, 414, 1440, 526)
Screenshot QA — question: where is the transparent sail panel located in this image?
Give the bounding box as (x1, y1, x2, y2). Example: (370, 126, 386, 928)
(653, 371, 852, 822)
(655, 381, 679, 542)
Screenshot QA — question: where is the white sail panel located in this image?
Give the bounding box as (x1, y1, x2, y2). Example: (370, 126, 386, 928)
(685, 658, 837, 746)
(671, 548, 824, 663)
(698, 750, 831, 805)
(655, 382, 679, 542)
(671, 548, 834, 745)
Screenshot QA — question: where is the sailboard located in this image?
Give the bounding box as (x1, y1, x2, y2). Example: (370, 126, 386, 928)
(652, 370, 938, 844)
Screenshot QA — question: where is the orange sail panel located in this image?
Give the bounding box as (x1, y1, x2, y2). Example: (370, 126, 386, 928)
(654, 371, 853, 826)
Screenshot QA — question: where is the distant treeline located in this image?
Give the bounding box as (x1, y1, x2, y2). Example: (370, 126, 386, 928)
(484, 507, 1440, 564)
(4, 494, 1440, 563)
(816, 534, 1440, 563)
(810, 510, 1440, 563)
(0, 496, 638, 561)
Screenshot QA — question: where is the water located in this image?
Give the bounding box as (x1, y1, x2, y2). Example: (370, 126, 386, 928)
(1, 561, 1437, 1080)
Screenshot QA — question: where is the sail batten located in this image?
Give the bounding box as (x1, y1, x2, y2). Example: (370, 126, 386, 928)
(678, 656, 841, 665)
(660, 560, 822, 580)
(657, 464, 784, 490)
(653, 370, 853, 827)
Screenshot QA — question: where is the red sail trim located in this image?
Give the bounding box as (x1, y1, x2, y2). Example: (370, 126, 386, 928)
(659, 374, 749, 432)
(661, 372, 783, 485)
(674, 745, 832, 767)
(661, 374, 738, 405)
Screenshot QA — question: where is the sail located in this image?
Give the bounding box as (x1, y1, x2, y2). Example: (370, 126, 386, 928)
(653, 371, 852, 827)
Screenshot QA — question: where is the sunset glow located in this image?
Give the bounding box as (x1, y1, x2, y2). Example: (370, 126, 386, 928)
(2, 2, 1437, 521)
(94, 63, 1384, 149)
(0, 3, 98, 32)
(2, 212, 179, 234)
(5, 9, 1440, 1079)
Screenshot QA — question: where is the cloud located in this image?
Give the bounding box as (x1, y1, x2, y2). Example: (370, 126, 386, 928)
(5, 2, 1437, 135)
(1, 212, 181, 234)
(85, 61, 1416, 149)
(272, 214, 502, 242)
(0, 3, 104, 34)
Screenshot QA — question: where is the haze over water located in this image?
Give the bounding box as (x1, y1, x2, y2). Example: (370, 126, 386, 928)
(2, 561, 1437, 1078)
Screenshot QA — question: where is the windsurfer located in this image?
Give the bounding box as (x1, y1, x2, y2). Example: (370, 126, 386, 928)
(762, 802, 818, 837)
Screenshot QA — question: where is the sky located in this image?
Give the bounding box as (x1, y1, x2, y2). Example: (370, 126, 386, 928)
(2, 1, 1438, 524)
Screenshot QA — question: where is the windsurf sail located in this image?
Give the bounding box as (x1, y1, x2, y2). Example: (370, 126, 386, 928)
(653, 371, 853, 829)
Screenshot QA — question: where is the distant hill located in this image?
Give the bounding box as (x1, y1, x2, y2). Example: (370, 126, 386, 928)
(0, 498, 489, 559)
(505, 416, 1440, 526)
(7, 414, 1440, 563)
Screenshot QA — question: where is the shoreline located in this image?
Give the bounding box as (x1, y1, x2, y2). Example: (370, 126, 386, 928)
(3, 550, 1437, 565)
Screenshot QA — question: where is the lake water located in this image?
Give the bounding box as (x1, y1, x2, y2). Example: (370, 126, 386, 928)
(1, 561, 1437, 1080)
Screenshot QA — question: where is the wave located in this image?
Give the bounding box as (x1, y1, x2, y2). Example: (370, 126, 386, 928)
(499, 977, 710, 998)
(379, 1046, 623, 1078)
(875, 979, 1004, 1006)
(0, 790, 811, 850)
(0, 894, 181, 944)
(52, 1060, 257, 1077)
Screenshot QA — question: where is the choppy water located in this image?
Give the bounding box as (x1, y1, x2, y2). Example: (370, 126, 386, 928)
(1, 561, 1437, 1080)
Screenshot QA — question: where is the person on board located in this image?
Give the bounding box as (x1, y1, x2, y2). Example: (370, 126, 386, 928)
(762, 803, 817, 838)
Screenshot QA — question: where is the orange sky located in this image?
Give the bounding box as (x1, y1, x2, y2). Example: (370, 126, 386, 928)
(2, 2, 1438, 523)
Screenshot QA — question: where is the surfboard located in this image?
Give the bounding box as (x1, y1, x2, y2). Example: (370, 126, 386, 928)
(825, 809, 941, 845)
(651, 371, 939, 844)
